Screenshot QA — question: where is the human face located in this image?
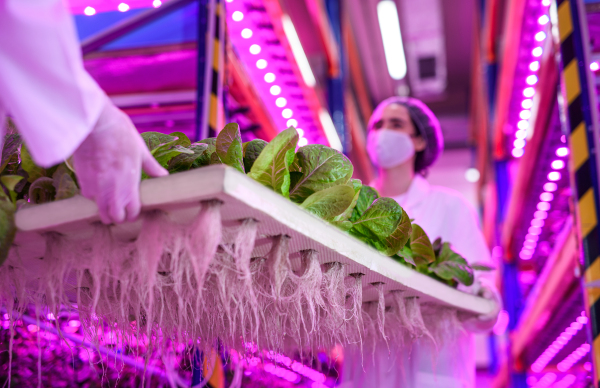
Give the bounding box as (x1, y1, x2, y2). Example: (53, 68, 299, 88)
(371, 103, 426, 153)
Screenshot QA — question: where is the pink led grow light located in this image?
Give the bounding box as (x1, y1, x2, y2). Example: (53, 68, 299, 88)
(530, 312, 587, 372)
(557, 343, 591, 372)
(531, 373, 556, 388)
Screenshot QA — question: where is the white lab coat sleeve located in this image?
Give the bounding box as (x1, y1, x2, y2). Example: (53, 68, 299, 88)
(0, 0, 107, 167)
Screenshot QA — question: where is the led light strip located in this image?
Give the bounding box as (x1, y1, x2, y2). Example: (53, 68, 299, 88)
(557, 343, 591, 372)
(518, 142, 569, 261)
(511, 0, 551, 158)
(83, 1, 162, 15)
(530, 312, 588, 372)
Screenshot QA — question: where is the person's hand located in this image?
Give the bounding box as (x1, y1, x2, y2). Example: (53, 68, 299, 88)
(73, 102, 168, 224)
(458, 278, 502, 332)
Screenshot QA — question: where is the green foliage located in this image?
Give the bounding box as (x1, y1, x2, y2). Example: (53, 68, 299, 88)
(300, 184, 355, 220)
(288, 144, 353, 203)
(243, 139, 268, 172)
(248, 127, 298, 198)
(0, 120, 483, 287)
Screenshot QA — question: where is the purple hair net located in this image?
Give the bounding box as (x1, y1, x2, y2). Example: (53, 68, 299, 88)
(367, 96, 444, 172)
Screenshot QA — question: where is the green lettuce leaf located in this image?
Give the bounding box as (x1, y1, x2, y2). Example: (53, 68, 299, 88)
(248, 127, 298, 197)
(0, 199, 16, 266)
(350, 185, 379, 222)
(382, 208, 412, 256)
(52, 164, 79, 201)
(471, 263, 495, 271)
(243, 139, 268, 172)
(410, 224, 436, 265)
(300, 184, 355, 220)
(332, 179, 362, 223)
(216, 123, 244, 173)
(288, 144, 353, 203)
(20, 145, 46, 183)
(1, 134, 22, 174)
(350, 197, 403, 242)
(168, 131, 191, 147)
(430, 242, 474, 286)
(29, 177, 56, 204)
(1, 175, 24, 203)
(141, 132, 179, 153)
(153, 145, 194, 167)
(168, 143, 210, 172)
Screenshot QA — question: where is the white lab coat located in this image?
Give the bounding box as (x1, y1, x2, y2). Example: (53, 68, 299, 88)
(341, 175, 495, 388)
(0, 0, 107, 167)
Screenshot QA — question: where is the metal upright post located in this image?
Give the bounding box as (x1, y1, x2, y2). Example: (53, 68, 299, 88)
(324, 0, 349, 154)
(196, 0, 210, 141)
(554, 0, 600, 385)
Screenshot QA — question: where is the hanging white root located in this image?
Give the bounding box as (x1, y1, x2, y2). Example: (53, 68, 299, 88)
(346, 273, 365, 348)
(266, 234, 292, 302)
(405, 297, 436, 348)
(372, 282, 389, 351)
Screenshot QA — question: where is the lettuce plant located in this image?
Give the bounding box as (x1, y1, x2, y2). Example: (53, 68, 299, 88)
(0, 122, 491, 286)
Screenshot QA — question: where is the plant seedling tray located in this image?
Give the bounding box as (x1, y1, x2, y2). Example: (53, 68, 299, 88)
(11, 165, 496, 316)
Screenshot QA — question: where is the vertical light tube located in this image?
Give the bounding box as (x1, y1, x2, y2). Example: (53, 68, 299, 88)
(282, 14, 317, 87)
(377, 0, 407, 80)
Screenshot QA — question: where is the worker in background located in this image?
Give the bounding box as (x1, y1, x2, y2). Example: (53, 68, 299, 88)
(341, 97, 501, 388)
(0, 0, 168, 224)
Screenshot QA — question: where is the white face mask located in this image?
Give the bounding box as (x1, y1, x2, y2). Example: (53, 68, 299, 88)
(367, 129, 416, 169)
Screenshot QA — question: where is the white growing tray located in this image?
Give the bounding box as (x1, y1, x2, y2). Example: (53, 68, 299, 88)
(11, 165, 496, 316)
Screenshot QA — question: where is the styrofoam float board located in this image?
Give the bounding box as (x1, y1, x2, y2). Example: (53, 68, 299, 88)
(12, 165, 496, 316)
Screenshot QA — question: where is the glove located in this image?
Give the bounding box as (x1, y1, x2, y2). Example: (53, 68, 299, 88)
(458, 278, 502, 333)
(73, 101, 168, 224)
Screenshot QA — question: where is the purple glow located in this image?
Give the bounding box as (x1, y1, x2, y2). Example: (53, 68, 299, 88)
(520, 251, 533, 260)
(520, 110, 532, 119)
(526, 75, 538, 85)
(529, 61, 540, 72)
(524, 240, 537, 249)
(256, 59, 267, 69)
(532, 47, 543, 57)
(556, 147, 569, 157)
(523, 87, 535, 97)
(276, 97, 287, 107)
(591, 62, 600, 71)
(557, 343, 590, 372)
(548, 171, 561, 181)
(517, 120, 529, 130)
(531, 219, 544, 228)
(561, 135, 566, 143)
(493, 310, 509, 336)
(531, 313, 587, 372)
(249, 44, 261, 54)
(538, 15, 550, 25)
(577, 315, 588, 324)
(514, 138, 526, 149)
(551, 160, 565, 169)
(543, 182, 557, 192)
(512, 148, 525, 158)
(241, 28, 253, 38)
(553, 374, 576, 388)
(534, 210, 547, 219)
(537, 202, 551, 211)
(27, 324, 40, 333)
(540, 192, 554, 202)
(535, 31, 547, 41)
(516, 129, 527, 139)
(528, 226, 542, 235)
(270, 85, 281, 95)
(525, 234, 539, 242)
(232, 11, 244, 21)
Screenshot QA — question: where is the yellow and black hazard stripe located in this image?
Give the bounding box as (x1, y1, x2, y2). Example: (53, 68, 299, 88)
(557, 0, 600, 382)
(208, 0, 223, 136)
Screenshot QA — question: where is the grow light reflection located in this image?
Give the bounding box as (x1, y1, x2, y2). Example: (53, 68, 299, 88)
(152, 0, 162, 8)
(319, 109, 343, 152)
(256, 59, 267, 69)
(548, 172, 561, 181)
(522, 98, 534, 108)
(276, 97, 287, 107)
(556, 147, 569, 157)
(241, 28, 253, 39)
(514, 139, 526, 149)
(118, 3, 130, 12)
(551, 160, 565, 169)
(516, 129, 527, 139)
(520, 110, 532, 119)
(529, 62, 540, 72)
(535, 31, 547, 41)
(538, 15, 550, 25)
(232, 11, 244, 21)
(526, 75, 538, 85)
(84, 6, 96, 15)
(531, 312, 587, 372)
(591, 62, 599, 71)
(270, 85, 281, 95)
(518, 120, 530, 130)
(537, 201, 551, 211)
(533, 47, 543, 57)
(282, 109, 293, 119)
(524, 87, 535, 97)
(264, 73, 276, 83)
(540, 192, 554, 202)
(282, 15, 317, 87)
(249, 44, 261, 54)
(512, 148, 525, 158)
